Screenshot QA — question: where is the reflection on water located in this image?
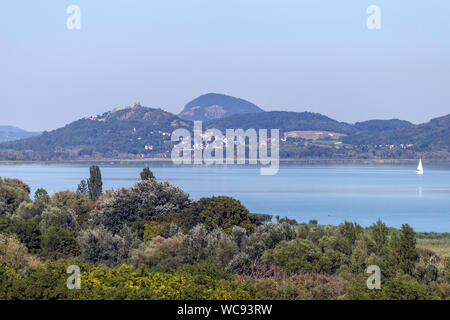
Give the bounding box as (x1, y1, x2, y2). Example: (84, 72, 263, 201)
(0, 163, 449, 232)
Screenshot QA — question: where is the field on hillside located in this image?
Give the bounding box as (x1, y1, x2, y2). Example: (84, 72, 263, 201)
(418, 238, 450, 259)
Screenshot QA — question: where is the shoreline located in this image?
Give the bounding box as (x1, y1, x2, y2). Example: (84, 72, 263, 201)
(0, 158, 449, 165)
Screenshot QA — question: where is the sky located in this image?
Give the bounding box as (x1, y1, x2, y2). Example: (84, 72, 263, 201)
(1, 0, 449, 131)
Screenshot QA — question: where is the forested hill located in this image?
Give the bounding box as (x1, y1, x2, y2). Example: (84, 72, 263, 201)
(205, 111, 354, 134)
(0, 100, 449, 160)
(0, 103, 191, 159)
(0, 125, 40, 143)
(353, 119, 414, 132)
(343, 114, 450, 149)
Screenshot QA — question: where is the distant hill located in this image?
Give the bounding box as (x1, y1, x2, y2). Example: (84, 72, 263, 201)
(0, 103, 191, 159)
(353, 119, 414, 132)
(206, 111, 354, 134)
(178, 93, 264, 121)
(0, 99, 448, 160)
(0, 125, 40, 143)
(343, 115, 450, 150)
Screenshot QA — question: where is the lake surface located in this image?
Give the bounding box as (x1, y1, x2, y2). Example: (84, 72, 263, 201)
(1, 162, 449, 232)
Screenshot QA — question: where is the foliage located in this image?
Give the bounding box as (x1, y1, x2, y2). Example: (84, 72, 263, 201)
(0, 103, 449, 160)
(197, 196, 257, 234)
(0, 174, 448, 300)
(140, 167, 155, 181)
(78, 225, 135, 266)
(130, 236, 184, 270)
(0, 233, 41, 273)
(40, 226, 80, 259)
(345, 275, 438, 300)
(88, 165, 102, 201)
(263, 238, 328, 274)
(0, 105, 191, 160)
(76, 179, 89, 198)
(398, 224, 420, 275)
(0, 216, 41, 253)
(97, 179, 191, 234)
(39, 206, 80, 233)
(0, 177, 31, 216)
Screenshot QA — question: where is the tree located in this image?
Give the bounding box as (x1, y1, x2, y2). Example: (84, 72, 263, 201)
(198, 196, 256, 234)
(245, 222, 296, 260)
(204, 228, 239, 268)
(0, 178, 31, 216)
(87, 166, 102, 201)
(40, 226, 80, 259)
(140, 167, 155, 181)
(130, 235, 183, 270)
(78, 225, 134, 265)
(338, 221, 362, 246)
(262, 238, 324, 274)
(39, 206, 80, 233)
(182, 224, 209, 263)
(34, 189, 50, 203)
(398, 224, 419, 276)
(13, 197, 48, 223)
(0, 178, 30, 194)
(0, 217, 41, 253)
(52, 190, 82, 208)
(97, 179, 191, 234)
(371, 219, 388, 254)
(76, 179, 89, 198)
(0, 233, 38, 272)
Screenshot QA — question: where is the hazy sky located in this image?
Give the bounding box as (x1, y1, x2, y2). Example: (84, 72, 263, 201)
(1, 0, 449, 131)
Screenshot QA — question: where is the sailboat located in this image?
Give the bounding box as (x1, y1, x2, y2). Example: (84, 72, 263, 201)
(416, 159, 424, 175)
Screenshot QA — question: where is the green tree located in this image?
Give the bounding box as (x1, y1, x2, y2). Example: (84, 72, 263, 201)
(39, 206, 80, 233)
(371, 219, 388, 254)
(87, 166, 102, 201)
(34, 188, 50, 203)
(78, 225, 134, 265)
(97, 179, 191, 234)
(263, 238, 325, 274)
(0, 217, 41, 253)
(76, 179, 89, 198)
(198, 196, 256, 234)
(40, 226, 80, 259)
(338, 221, 362, 246)
(0, 178, 31, 216)
(398, 224, 419, 276)
(140, 167, 155, 181)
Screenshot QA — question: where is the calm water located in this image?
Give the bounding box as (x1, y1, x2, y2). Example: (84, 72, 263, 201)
(1, 163, 449, 232)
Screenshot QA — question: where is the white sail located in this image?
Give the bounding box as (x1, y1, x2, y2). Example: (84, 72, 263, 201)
(416, 159, 424, 174)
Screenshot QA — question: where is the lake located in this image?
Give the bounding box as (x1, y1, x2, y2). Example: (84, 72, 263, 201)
(1, 162, 449, 232)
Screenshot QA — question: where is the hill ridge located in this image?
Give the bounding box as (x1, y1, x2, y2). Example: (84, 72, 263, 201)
(179, 93, 264, 121)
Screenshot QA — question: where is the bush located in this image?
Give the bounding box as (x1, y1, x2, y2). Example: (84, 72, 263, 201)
(199, 197, 256, 234)
(130, 236, 184, 270)
(0, 178, 31, 216)
(0, 216, 41, 253)
(78, 225, 134, 265)
(0, 233, 41, 273)
(98, 179, 191, 234)
(263, 239, 326, 274)
(40, 226, 80, 259)
(39, 206, 80, 233)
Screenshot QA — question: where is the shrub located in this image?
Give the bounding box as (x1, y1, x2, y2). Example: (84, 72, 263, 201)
(130, 236, 184, 270)
(98, 179, 191, 234)
(78, 225, 134, 265)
